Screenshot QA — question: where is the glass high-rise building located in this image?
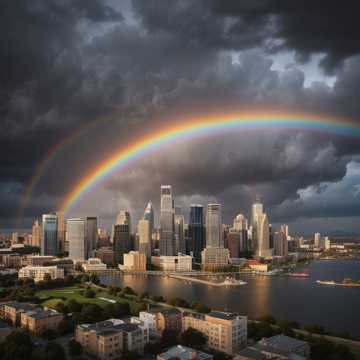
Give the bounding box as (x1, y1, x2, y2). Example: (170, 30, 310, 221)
(113, 210, 131, 264)
(251, 199, 271, 257)
(160, 185, 175, 256)
(68, 218, 86, 261)
(174, 207, 185, 254)
(188, 204, 205, 261)
(206, 204, 223, 248)
(41, 214, 58, 256)
(143, 201, 154, 234)
(56, 210, 66, 253)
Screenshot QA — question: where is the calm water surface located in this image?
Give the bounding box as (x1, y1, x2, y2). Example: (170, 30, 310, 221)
(100, 260, 360, 337)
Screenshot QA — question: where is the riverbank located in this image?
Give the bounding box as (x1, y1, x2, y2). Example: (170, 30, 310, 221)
(169, 274, 247, 286)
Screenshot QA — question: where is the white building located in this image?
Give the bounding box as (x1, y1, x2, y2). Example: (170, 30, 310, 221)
(138, 311, 157, 336)
(82, 258, 107, 272)
(151, 254, 192, 272)
(130, 317, 150, 347)
(18, 265, 64, 282)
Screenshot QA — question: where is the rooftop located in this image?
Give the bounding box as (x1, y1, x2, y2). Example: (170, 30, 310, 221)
(24, 308, 62, 320)
(261, 335, 308, 350)
(158, 345, 213, 360)
(79, 318, 124, 332)
(207, 311, 240, 320)
(4, 302, 34, 312)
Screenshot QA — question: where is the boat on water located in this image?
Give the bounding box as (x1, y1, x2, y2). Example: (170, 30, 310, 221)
(221, 276, 247, 286)
(286, 272, 310, 278)
(316, 280, 336, 285)
(316, 279, 360, 287)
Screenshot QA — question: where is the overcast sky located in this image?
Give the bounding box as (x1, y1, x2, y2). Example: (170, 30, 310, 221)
(2, 0, 360, 235)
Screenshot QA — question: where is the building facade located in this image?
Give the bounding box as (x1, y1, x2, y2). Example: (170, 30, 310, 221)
(188, 205, 205, 261)
(160, 185, 175, 256)
(41, 214, 58, 256)
(201, 247, 229, 271)
(68, 218, 87, 261)
(120, 251, 147, 271)
(151, 255, 192, 272)
(18, 265, 64, 282)
(206, 204, 223, 248)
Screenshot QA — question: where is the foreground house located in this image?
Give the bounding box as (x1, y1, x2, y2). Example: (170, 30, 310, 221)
(157, 345, 213, 360)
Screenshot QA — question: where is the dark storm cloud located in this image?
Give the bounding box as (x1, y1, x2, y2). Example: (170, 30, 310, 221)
(1, 0, 360, 230)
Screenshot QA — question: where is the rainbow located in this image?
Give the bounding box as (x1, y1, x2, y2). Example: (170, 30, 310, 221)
(61, 111, 360, 213)
(17, 112, 119, 223)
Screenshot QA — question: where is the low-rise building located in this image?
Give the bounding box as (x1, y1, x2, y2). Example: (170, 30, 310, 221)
(26, 255, 56, 266)
(183, 311, 247, 355)
(82, 258, 107, 272)
(20, 308, 63, 335)
(201, 247, 229, 271)
(151, 254, 192, 272)
(139, 311, 157, 336)
(235, 335, 310, 360)
(1, 302, 35, 326)
(120, 323, 144, 353)
(157, 345, 213, 360)
(130, 317, 150, 345)
(119, 251, 146, 272)
(18, 265, 64, 282)
(140, 308, 182, 336)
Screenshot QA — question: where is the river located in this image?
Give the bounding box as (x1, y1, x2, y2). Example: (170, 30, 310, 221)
(100, 259, 360, 337)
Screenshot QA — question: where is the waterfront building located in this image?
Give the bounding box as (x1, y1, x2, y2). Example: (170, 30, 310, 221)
(273, 231, 288, 257)
(31, 220, 41, 247)
(201, 247, 229, 271)
(138, 218, 152, 259)
(18, 265, 64, 282)
(68, 218, 87, 261)
(41, 214, 58, 256)
(314, 232, 321, 249)
(227, 231, 240, 258)
(82, 258, 107, 272)
(206, 204, 223, 248)
(95, 247, 115, 267)
(120, 251, 146, 271)
(157, 345, 213, 360)
(56, 210, 66, 253)
(20, 308, 63, 336)
(251, 199, 271, 258)
(113, 210, 132, 264)
(182, 311, 247, 355)
(26, 255, 55, 266)
(160, 185, 175, 255)
(325, 237, 331, 251)
(151, 254, 192, 272)
(188, 204, 205, 261)
(247, 260, 269, 272)
(86, 217, 98, 256)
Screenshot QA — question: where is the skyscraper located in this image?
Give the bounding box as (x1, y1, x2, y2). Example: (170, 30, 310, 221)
(143, 201, 154, 234)
(174, 207, 185, 254)
(86, 217, 98, 257)
(56, 210, 66, 253)
(231, 214, 249, 253)
(188, 204, 205, 261)
(160, 185, 175, 256)
(274, 230, 288, 257)
(113, 210, 131, 264)
(138, 218, 152, 260)
(206, 203, 223, 248)
(41, 214, 58, 256)
(251, 199, 271, 258)
(31, 220, 41, 247)
(68, 218, 86, 261)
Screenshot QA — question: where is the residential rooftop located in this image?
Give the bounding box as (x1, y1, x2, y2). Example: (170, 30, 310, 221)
(158, 345, 213, 360)
(260, 335, 309, 351)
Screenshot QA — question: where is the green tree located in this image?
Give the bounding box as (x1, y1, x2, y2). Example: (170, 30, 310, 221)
(66, 298, 82, 313)
(43, 342, 66, 360)
(68, 339, 83, 358)
(57, 318, 74, 335)
(80, 303, 104, 323)
(84, 288, 96, 298)
(181, 328, 207, 349)
(2, 330, 34, 360)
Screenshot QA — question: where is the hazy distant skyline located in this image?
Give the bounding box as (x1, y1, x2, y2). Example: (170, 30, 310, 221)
(2, 1, 360, 234)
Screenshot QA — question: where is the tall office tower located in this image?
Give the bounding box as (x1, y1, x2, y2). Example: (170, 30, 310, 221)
(138, 218, 152, 259)
(55, 210, 66, 253)
(86, 217, 98, 257)
(174, 207, 185, 254)
(188, 204, 205, 261)
(274, 230, 288, 256)
(232, 214, 249, 252)
(67, 218, 86, 261)
(206, 204, 223, 248)
(314, 232, 321, 248)
(41, 214, 58, 256)
(143, 201, 154, 234)
(280, 224, 289, 239)
(269, 224, 274, 249)
(31, 220, 41, 247)
(251, 199, 271, 258)
(160, 185, 175, 256)
(11, 232, 18, 245)
(113, 210, 131, 264)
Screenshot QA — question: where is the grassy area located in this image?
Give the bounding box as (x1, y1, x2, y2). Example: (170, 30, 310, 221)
(36, 285, 125, 308)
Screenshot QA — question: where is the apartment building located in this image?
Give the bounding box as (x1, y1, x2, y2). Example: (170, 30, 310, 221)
(183, 311, 247, 355)
(82, 258, 107, 272)
(1, 302, 35, 326)
(18, 265, 64, 282)
(140, 308, 182, 336)
(119, 251, 147, 272)
(20, 308, 63, 335)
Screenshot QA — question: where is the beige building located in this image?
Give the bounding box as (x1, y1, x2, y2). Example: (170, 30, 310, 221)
(138, 219, 152, 259)
(82, 258, 107, 272)
(26, 255, 55, 266)
(201, 247, 229, 271)
(119, 251, 146, 271)
(18, 265, 64, 282)
(20, 308, 63, 335)
(140, 308, 182, 336)
(31, 220, 41, 247)
(1, 302, 35, 326)
(76, 319, 147, 359)
(151, 255, 192, 272)
(183, 311, 247, 355)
